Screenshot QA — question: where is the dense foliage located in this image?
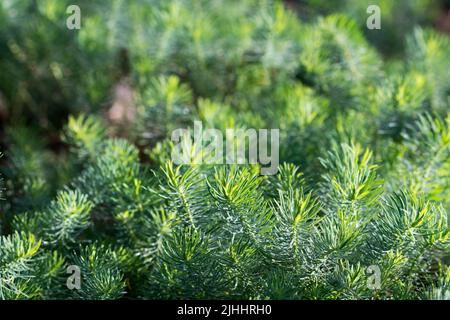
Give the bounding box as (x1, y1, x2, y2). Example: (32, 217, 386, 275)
(0, 0, 449, 300)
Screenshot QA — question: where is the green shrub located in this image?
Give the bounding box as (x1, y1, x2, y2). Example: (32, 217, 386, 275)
(0, 0, 449, 300)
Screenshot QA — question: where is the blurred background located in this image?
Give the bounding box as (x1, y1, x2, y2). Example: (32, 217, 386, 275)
(1, 0, 449, 133)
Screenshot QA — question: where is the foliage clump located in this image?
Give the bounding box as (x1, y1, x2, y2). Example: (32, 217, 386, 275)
(0, 0, 449, 300)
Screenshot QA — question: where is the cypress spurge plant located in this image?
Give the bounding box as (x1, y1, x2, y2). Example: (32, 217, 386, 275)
(0, 0, 449, 300)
